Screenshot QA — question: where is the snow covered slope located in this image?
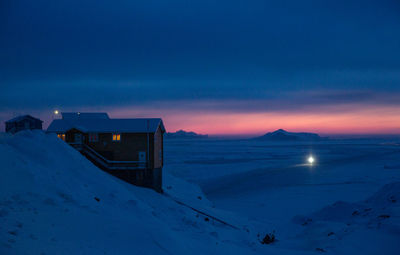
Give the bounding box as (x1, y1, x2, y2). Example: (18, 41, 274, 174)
(293, 182, 400, 254)
(3, 131, 399, 254)
(0, 131, 262, 255)
(165, 137, 400, 254)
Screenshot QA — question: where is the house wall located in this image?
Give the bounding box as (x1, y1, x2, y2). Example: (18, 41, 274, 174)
(65, 129, 88, 144)
(153, 127, 163, 168)
(89, 133, 151, 162)
(65, 129, 152, 164)
(147, 133, 153, 169)
(63, 128, 163, 192)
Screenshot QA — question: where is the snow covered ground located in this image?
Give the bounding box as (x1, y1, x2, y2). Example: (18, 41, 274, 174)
(0, 131, 263, 255)
(1, 131, 400, 254)
(164, 137, 400, 254)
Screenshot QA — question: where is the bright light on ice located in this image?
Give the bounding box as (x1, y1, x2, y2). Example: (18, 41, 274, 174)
(308, 156, 315, 164)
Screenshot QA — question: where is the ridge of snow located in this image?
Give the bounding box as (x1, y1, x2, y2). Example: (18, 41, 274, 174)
(292, 182, 400, 254)
(0, 131, 262, 255)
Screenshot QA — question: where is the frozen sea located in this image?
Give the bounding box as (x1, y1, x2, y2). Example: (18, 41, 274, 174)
(164, 137, 400, 254)
(1, 132, 399, 254)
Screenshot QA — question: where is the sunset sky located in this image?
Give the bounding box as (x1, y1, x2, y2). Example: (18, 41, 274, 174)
(1, 0, 400, 136)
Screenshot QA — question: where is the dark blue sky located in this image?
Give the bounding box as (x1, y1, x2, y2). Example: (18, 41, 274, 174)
(1, 0, 400, 134)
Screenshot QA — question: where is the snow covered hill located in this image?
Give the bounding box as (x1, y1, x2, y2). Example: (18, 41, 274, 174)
(293, 182, 400, 254)
(2, 131, 399, 254)
(255, 129, 324, 141)
(165, 137, 400, 254)
(0, 131, 260, 255)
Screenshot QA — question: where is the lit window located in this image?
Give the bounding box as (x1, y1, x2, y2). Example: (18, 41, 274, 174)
(112, 133, 121, 141)
(57, 134, 65, 141)
(89, 133, 98, 142)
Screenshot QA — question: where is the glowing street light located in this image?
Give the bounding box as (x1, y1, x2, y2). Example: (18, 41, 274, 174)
(54, 110, 59, 115)
(308, 155, 315, 164)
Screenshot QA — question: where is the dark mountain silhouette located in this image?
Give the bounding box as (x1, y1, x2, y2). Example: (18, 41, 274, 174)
(165, 130, 208, 139)
(256, 129, 325, 141)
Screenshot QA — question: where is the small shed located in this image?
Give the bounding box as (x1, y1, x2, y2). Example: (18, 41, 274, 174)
(5, 115, 43, 134)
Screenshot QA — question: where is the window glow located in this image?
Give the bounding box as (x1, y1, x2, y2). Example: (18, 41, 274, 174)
(57, 134, 65, 140)
(112, 133, 121, 141)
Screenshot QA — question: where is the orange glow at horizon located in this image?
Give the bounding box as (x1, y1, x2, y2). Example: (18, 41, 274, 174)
(105, 105, 400, 136)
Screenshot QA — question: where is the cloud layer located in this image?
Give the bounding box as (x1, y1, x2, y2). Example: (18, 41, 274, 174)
(1, 0, 400, 135)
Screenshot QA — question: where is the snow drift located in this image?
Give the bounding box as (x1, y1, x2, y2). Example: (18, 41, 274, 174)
(2, 131, 398, 255)
(0, 131, 259, 255)
(293, 182, 400, 254)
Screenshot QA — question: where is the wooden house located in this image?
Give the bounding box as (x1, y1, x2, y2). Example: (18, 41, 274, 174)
(47, 112, 165, 193)
(5, 115, 43, 134)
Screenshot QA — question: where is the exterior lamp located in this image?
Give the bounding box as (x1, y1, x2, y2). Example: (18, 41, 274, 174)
(308, 156, 315, 164)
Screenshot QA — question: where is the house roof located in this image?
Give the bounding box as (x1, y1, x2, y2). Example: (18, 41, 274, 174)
(6, 115, 43, 123)
(47, 117, 165, 133)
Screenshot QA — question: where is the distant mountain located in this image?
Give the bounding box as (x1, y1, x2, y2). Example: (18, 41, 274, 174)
(165, 130, 208, 139)
(255, 129, 325, 141)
